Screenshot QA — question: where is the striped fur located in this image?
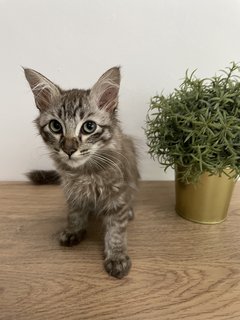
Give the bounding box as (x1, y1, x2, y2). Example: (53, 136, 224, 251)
(24, 67, 139, 278)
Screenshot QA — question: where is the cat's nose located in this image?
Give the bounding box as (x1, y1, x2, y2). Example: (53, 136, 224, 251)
(60, 137, 78, 157)
(65, 148, 77, 157)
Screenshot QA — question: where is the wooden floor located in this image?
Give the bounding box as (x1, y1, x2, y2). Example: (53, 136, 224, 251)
(1, 181, 240, 320)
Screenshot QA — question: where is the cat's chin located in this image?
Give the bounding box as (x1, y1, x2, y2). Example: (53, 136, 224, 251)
(53, 153, 90, 169)
(64, 157, 89, 169)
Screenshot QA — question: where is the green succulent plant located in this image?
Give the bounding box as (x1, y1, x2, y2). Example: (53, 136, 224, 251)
(145, 62, 240, 183)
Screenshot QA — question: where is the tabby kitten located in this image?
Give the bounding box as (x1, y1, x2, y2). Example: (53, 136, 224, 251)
(24, 67, 139, 278)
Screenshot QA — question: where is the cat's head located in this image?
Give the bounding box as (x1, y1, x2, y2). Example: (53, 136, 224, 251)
(24, 67, 121, 169)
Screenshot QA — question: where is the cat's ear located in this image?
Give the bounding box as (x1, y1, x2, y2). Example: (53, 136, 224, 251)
(24, 68, 60, 111)
(90, 67, 120, 112)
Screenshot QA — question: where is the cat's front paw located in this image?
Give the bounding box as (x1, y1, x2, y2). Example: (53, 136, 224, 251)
(104, 255, 131, 279)
(59, 229, 86, 247)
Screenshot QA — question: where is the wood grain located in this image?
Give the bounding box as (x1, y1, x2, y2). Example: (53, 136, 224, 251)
(1, 181, 240, 320)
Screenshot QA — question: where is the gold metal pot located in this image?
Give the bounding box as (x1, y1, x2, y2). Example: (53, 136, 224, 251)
(175, 169, 236, 224)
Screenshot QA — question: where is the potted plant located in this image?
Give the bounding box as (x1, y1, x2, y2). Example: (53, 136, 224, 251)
(145, 62, 240, 224)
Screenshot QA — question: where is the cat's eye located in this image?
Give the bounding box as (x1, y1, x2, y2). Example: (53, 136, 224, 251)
(49, 120, 62, 134)
(81, 121, 97, 134)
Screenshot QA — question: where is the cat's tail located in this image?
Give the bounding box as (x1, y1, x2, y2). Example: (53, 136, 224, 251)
(26, 170, 61, 185)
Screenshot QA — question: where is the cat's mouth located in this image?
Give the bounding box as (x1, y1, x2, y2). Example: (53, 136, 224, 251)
(55, 148, 91, 168)
(64, 150, 91, 167)
(68, 151, 90, 161)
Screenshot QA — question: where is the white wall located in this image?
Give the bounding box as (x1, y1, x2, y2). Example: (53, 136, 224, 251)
(1, 0, 240, 181)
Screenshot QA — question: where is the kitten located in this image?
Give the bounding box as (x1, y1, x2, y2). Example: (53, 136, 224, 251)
(24, 67, 139, 278)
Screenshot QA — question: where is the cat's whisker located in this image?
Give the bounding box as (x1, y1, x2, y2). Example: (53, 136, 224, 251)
(94, 159, 106, 171)
(99, 155, 122, 175)
(89, 157, 104, 171)
(102, 151, 130, 169)
(110, 150, 131, 165)
(93, 153, 123, 178)
(88, 158, 105, 185)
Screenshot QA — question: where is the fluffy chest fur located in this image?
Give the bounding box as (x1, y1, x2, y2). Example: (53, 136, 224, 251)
(61, 170, 133, 214)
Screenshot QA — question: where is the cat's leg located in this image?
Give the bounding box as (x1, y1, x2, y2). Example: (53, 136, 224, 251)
(59, 210, 88, 247)
(103, 207, 131, 279)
